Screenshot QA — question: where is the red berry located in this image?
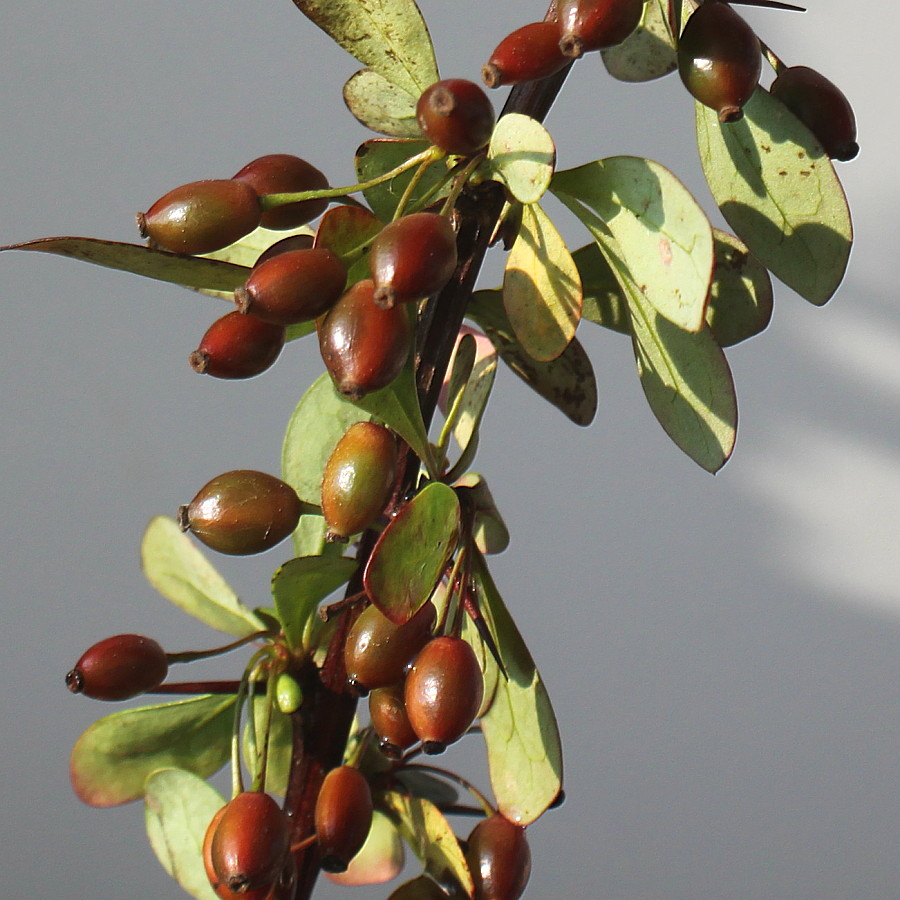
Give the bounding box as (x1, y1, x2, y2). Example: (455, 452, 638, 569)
(253, 233, 315, 268)
(466, 813, 531, 900)
(232, 154, 329, 230)
(314, 766, 374, 874)
(369, 684, 419, 759)
(416, 79, 495, 156)
(190, 310, 286, 379)
(65, 634, 168, 701)
(387, 877, 451, 899)
(137, 179, 261, 255)
(558, 0, 644, 58)
(483, 21, 570, 88)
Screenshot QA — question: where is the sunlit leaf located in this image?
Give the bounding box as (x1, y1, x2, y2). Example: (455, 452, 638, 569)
(503, 202, 582, 362)
(364, 482, 460, 625)
(488, 113, 556, 204)
(601, 0, 677, 82)
(70, 695, 235, 807)
(141, 516, 264, 637)
(454, 473, 509, 556)
(200, 224, 316, 270)
(344, 69, 423, 138)
(325, 810, 405, 886)
(472, 552, 562, 825)
(380, 790, 473, 897)
(552, 156, 714, 332)
(290, 0, 439, 98)
(314, 203, 382, 266)
(144, 768, 223, 900)
(444, 335, 497, 459)
(243, 694, 293, 796)
(696, 87, 852, 305)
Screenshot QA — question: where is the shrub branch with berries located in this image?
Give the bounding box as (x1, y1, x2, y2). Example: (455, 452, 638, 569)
(2, 0, 857, 898)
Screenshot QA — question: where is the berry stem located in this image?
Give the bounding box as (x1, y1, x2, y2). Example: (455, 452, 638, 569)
(165, 630, 271, 665)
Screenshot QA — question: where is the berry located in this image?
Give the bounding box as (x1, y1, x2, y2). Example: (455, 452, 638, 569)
(344, 601, 436, 693)
(558, 0, 644, 58)
(209, 792, 291, 895)
(253, 233, 315, 269)
(234, 247, 347, 325)
(482, 21, 570, 88)
(404, 635, 484, 754)
(387, 876, 451, 900)
(769, 65, 858, 161)
(318, 279, 413, 400)
(321, 421, 399, 541)
(137, 179, 261, 255)
(179, 469, 302, 556)
(677, 1, 761, 123)
(465, 813, 531, 900)
(314, 766, 374, 874)
(369, 212, 458, 309)
(65, 634, 168, 701)
(275, 672, 304, 714)
(416, 79, 495, 156)
(232, 154, 329, 230)
(368, 684, 418, 759)
(189, 310, 286, 379)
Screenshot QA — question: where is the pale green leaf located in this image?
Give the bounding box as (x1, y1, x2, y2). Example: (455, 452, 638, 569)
(200, 224, 315, 269)
(141, 516, 264, 637)
(454, 472, 509, 557)
(573, 242, 629, 334)
(344, 69, 424, 138)
(488, 113, 556, 204)
(445, 336, 497, 458)
(602, 0, 677, 82)
(242, 694, 293, 796)
(696, 87, 852, 305)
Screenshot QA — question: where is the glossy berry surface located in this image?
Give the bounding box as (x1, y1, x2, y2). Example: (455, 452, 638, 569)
(404, 635, 484, 754)
(466, 813, 531, 900)
(137, 179, 261, 255)
(209, 792, 291, 894)
(233, 154, 329, 230)
(369, 212, 458, 309)
(235, 247, 347, 325)
(321, 421, 398, 540)
(677, 1, 761, 123)
(558, 0, 644, 57)
(368, 683, 418, 758)
(483, 21, 569, 88)
(65, 634, 168, 701)
(179, 469, 302, 556)
(769, 65, 858, 161)
(190, 310, 286, 379)
(387, 876, 452, 900)
(344, 600, 436, 693)
(253, 233, 314, 268)
(314, 766, 374, 873)
(318, 278, 413, 399)
(416, 79, 495, 156)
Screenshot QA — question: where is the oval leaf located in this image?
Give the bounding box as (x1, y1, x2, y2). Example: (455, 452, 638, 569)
(364, 482, 460, 625)
(552, 156, 714, 332)
(573, 242, 629, 334)
(243, 694, 293, 796)
(696, 87, 852, 305)
(141, 516, 264, 637)
(601, 0, 677, 82)
(454, 473, 509, 556)
(325, 810, 405, 886)
(344, 69, 424, 138)
(488, 113, 556, 204)
(70, 695, 235, 807)
(144, 768, 224, 900)
(504, 202, 582, 362)
(314, 203, 383, 265)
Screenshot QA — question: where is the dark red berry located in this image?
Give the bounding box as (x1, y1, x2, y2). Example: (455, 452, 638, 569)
(209, 792, 291, 895)
(344, 601, 436, 693)
(65, 634, 168, 701)
(466, 813, 531, 900)
(232, 154, 329, 230)
(387, 876, 451, 900)
(369, 212, 458, 309)
(318, 279, 413, 399)
(234, 248, 347, 325)
(677, 1, 761, 123)
(253, 233, 315, 269)
(769, 65, 858, 161)
(416, 79, 495, 156)
(482, 21, 570, 88)
(179, 469, 302, 556)
(137, 180, 261, 256)
(189, 310, 286, 379)
(404, 635, 484, 754)
(369, 684, 418, 759)
(558, 0, 644, 58)
(314, 766, 374, 874)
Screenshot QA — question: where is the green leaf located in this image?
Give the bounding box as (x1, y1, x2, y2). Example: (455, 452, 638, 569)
(392, 769, 458, 808)
(271, 555, 359, 651)
(444, 334, 497, 459)
(467, 289, 597, 427)
(364, 482, 460, 625)
(314, 203, 383, 266)
(573, 242, 629, 334)
(242, 694, 293, 796)
(696, 87, 852, 305)
(552, 156, 714, 332)
(503, 202, 582, 362)
(290, 0, 439, 98)
(344, 69, 424, 138)
(472, 551, 562, 825)
(380, 790, 473, 897)
(200, 224, 315, 270)
(488, 113, 556, 204)
(601, 0, 677, 82)
(141, 516, 264, 637)
(144, 769, 224, 900)
(454, 473, 509, 556)
(70, 695, 235, 807)
(0, 237, 247, 294)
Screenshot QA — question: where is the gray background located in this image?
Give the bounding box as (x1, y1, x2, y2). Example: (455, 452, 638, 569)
(1, 1, 898, 898)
